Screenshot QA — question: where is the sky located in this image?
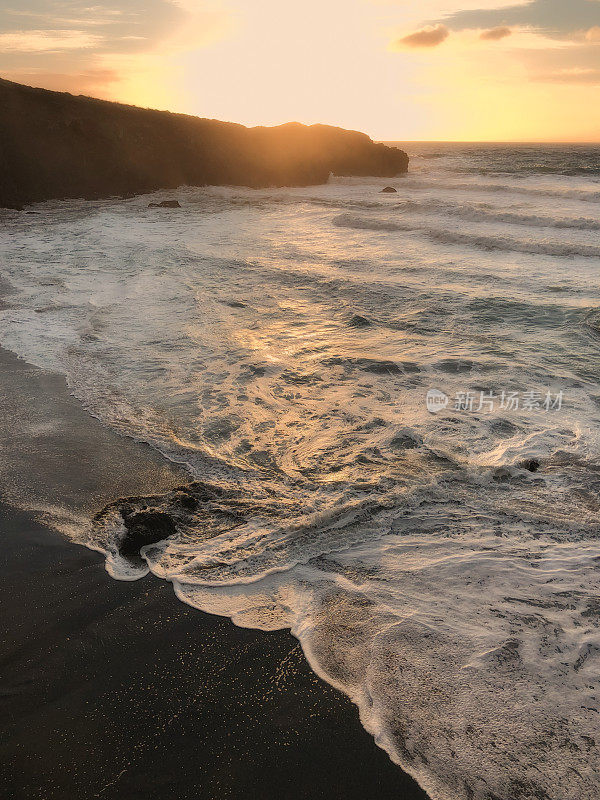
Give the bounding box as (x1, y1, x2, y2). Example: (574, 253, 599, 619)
(0, 0, 599, 141)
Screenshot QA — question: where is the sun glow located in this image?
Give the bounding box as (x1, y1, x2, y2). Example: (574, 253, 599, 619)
(1, 0, 599, 141)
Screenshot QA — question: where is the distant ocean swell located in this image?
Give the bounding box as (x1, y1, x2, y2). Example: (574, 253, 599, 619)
(1, 143, 600, 800)
(395, 198, 600, 230)
(397, 176, 600, 202)
(333, 213, 600, 257)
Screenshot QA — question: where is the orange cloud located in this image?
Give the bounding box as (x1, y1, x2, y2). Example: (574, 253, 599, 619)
(480, 26, 512, 41)
(585, 26, 600, 43)
(395, 24, 449, 49)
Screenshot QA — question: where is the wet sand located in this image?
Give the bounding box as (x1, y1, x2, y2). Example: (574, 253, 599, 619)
(0, 346, 429, 800)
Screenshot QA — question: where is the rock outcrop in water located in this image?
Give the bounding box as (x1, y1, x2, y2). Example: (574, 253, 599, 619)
(119, 509, 177, 559)
(148, 200, 181, 208)
(0, 78, 409, 208)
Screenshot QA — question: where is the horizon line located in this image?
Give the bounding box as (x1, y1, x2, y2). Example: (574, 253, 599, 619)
(381, 139, 600, 144)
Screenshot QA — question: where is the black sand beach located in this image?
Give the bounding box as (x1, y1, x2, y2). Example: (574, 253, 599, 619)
(0, 346, 429, 800)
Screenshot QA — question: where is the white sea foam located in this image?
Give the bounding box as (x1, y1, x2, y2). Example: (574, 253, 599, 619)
(2, 143, 600, 800)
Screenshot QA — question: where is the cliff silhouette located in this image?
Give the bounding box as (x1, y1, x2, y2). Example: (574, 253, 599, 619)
(0, 79, 408, 208)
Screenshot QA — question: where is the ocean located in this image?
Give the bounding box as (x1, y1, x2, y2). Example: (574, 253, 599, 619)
(1, 142, 600, 800)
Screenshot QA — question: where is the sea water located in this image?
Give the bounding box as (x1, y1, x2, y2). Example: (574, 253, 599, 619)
(1, 143, 600, 799)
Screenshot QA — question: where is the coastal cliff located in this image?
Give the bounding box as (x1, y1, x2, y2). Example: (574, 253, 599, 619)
(0, 79, 408, 208)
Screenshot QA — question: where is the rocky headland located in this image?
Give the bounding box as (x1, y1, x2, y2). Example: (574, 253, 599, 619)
(0, 78, 408, 208)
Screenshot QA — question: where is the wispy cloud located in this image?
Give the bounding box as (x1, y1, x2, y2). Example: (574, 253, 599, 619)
(394, 23, 449, 49)
(585, 26, 600, 43)
(0, 29, 99, 52)
(441, 0, 600, 42)
(0, 0, 230, 97)
(480, 26, 512, 41)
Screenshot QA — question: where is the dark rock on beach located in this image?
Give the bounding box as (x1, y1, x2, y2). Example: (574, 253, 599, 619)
(521, 459, 541, 473)
(148, 200, 181, 208)
(119, 509, 177, 557)
(0, 78, 409, 208)
(390, 432, 419, 450)
(348, 314, 372, 328)
(381, 186, 397, 193)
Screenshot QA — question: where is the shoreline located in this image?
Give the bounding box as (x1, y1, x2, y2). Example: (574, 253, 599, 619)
(0, 343, 430, 800)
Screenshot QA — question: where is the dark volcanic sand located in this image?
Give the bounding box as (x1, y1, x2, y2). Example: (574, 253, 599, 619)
(0, 505, 430, 800)
(0, 347, 430, 800)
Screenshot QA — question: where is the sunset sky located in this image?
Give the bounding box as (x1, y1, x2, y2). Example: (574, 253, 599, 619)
(1, 0, 599, 141)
